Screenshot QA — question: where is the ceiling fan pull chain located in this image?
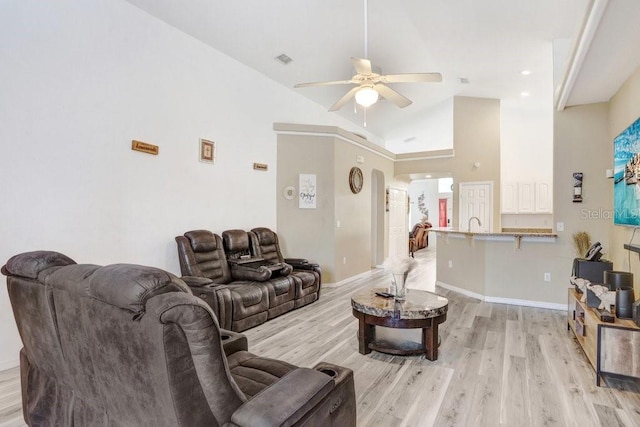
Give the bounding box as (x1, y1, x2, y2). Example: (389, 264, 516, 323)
(364, 108, 367, 127)
(363, 0, 368, 58)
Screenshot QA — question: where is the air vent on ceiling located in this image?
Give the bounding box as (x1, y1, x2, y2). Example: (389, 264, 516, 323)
(275, 53, 293, 65)
(458, 77, 470, 84)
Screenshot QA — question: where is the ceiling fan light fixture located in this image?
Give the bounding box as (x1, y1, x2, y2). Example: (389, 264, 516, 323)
(355, 86, 379, 107)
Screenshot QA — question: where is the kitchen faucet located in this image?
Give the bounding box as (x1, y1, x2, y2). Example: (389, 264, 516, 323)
(468, 216, 482, 232)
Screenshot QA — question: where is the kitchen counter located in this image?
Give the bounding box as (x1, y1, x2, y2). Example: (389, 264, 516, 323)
(430, 227, 556, 249)
(430, 227, 564, 310)
(431, 227, 556, 238)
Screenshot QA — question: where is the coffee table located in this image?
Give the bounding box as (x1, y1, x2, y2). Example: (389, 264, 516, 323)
(351, 288, 448, 360)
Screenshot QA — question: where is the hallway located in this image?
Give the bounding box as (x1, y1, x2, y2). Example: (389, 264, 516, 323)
(406, 246, 437, 293)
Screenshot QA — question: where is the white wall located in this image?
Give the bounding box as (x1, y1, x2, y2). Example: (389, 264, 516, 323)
(408, 179, 438, 227)
(501, 41, 554, 186)
(501, 100, 554, 183)
(0, 0, 372, 369)
(385, 98, 454, 153)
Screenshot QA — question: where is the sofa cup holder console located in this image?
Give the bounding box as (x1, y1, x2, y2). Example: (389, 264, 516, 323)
(318, 368, 338, 378)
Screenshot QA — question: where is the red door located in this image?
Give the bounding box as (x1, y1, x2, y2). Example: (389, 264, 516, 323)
(439, 198, 447, 227)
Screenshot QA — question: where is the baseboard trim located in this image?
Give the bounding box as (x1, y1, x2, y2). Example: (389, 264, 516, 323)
(0, 358, 20, 371)
(436, 281, 484, 300)
(436, 281, 565, 311)
(484, 296, 566, 311)
(323, 269, 375, 288)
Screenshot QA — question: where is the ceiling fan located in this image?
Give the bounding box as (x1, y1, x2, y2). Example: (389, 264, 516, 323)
(294, 0, 442, 112)
(295, 58, 442, 111)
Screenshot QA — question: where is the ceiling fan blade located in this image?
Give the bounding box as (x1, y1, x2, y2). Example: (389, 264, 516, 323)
(374, 84, 412, 108)
(382, 73, 443, 83)
(329, 86, 361, 112)
(351, 57, 373, 75)
(294, 79, 354, 88)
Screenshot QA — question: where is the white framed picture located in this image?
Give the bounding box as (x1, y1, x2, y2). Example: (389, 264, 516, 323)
(299, 174, 317, 209)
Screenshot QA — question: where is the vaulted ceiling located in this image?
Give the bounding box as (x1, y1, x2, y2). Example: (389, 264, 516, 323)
(126, 0, 640, 145)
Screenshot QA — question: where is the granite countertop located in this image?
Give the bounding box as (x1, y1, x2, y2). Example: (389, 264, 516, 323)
(351, 288, 448, 319)
(430, 227, 557, 238)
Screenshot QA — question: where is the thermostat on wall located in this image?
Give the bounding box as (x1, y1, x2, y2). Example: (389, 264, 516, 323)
(283, 186, 296, 200)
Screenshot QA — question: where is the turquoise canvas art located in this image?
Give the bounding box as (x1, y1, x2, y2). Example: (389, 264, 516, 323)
(614, 117, 640, 226)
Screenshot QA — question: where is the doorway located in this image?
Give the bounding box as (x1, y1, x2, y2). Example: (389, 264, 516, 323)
(459, 181, 493, 232)
(370, 169, 385, 267)
(438, 198, 448, 227)
(387, 187, 408, 258)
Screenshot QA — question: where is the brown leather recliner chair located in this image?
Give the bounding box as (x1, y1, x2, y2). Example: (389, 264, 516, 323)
(409, 222, 432, 256)
(250, 227, 321, 308)
(3, 251, 356, 426)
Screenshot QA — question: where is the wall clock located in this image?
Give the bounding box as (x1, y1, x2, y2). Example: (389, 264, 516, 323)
(349, 167, 363, 194)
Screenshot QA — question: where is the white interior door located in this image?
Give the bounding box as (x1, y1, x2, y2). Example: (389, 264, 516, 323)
(388, 187, 408, 258)
(459, 182, 493, 232)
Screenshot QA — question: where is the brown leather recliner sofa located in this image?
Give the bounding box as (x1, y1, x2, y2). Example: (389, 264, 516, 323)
(250, 227, 321, 309)
(2, 251, 355, 426)
(176, 228, 321, 332)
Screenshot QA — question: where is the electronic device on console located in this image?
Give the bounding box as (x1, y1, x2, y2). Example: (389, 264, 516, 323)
(585, 242, 603, 261)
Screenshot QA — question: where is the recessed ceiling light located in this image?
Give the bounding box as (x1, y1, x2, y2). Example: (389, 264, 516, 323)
(521, 70, 531, 75)
(521, 91, 530, 97)
(275, 53, 292, 65)
(425, 175, 432, 178)
(458, 77, 470, 84)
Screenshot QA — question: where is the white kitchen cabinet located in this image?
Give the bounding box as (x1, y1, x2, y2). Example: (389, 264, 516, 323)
(501, 181, 553, 214)
(501, 182, 517, 213)
(535, 182, 553, 213)
(517, 182, 535, 213)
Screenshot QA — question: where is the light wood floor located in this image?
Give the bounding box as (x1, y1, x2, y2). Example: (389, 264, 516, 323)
(1, 248, 639, 426)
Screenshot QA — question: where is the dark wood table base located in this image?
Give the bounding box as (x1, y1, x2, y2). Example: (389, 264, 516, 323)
(353, 309, 447, 360)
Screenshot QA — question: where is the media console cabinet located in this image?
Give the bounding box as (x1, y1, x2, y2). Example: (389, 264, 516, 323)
(567, 288, 640, 386)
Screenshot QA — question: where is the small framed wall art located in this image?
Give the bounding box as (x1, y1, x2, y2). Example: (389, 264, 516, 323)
(299, 174, 317, 209)
(573, 172, 583, 202)
(200, 138, 215, 164)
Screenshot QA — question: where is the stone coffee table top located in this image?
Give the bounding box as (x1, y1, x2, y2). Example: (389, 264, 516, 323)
(351, 288, 448, 320)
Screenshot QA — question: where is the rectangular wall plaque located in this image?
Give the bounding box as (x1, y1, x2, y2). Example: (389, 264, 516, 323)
(132, 140, 159, 155)
(253, 163, 268, 171)
(200, 139, 215, 164)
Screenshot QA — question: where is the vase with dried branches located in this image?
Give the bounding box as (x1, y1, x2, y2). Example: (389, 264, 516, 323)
(383, 256, 417, 300)
(573, 231, 591, 257)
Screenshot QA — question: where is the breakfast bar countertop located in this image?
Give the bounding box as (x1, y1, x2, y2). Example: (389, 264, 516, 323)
(430, 227, 557, 238)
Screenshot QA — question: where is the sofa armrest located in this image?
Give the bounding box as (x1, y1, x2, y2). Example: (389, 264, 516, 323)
(180, 276, 214, 287)
(229, 264, 272, 282)
(219, 329, 248, 355)
(185, 282, 232, 329)
(284, 258, 319, 271)
(284, 257, 308, 265)
(228, 368, 334, 427)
